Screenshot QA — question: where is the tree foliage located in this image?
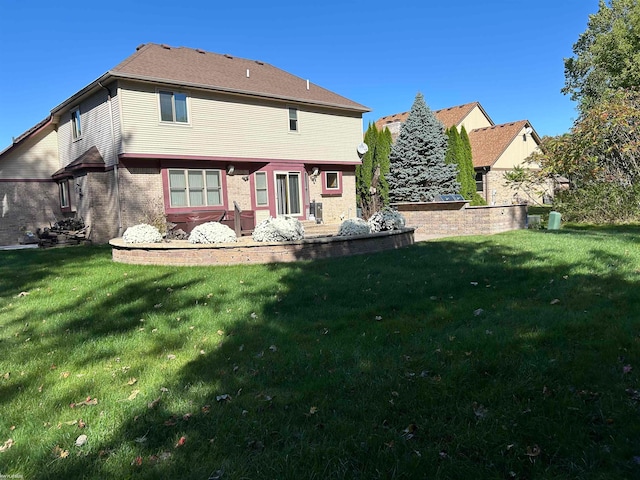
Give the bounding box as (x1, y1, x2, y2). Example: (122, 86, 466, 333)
(522, 88, 640, 222)
(356, 123, 392, 218)
(563, 0, 640, 110)
(388, 93, 459, 202)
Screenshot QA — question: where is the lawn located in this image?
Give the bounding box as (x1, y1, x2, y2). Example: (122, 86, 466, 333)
(1, 226, 639, 479)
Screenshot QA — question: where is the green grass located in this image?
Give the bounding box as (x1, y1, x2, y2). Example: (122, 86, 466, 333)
(1, 226, 640, 479)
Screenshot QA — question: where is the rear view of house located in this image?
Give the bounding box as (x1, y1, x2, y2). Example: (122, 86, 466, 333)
(0, 43, 369, 245)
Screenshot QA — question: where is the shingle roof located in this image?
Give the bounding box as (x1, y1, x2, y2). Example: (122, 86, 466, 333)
(109, 43, 369, 112)
(468, 120, 531, 168)
(374, 101, 487, 131)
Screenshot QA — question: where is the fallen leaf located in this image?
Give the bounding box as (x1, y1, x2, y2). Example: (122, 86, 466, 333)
(309, 406, 318, 415)
(167, 354, 176, 360)
(175, 436, 186, 448)
(53, 445, 69, 458)
(269, 345, 277, 352)
(77, 419, 86, 429)
(473, 402, 488, 419)
(550, 298, 560, 305)
(473, 308, 484, 316)
(526, 444, 541, 457)
(131, 456, 143, 466)
(71, 396, 98, 408)
(148, 397, 161, 409)
(216, 330, 224, 336)
(623, 364, 633, 374)
(75, 434, 88, 447)
(17, 291, 30, 297)
(216, 394, 231, 402)
(127, 389, 141, 401)
(0, 438, 14, 452)
(2, 372, 9, 380)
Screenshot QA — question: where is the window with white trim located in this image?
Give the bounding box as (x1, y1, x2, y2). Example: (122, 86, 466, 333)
(275, 172, 301, 215)
(59, 181, 70, 208)
(159, 91, 188, 123)
(71, 108, 82, 140)
(255, 172, 268, 206)
(168, 169, 222, 207)
(288, 107, 298, 132)
(325, 172, 339, 190)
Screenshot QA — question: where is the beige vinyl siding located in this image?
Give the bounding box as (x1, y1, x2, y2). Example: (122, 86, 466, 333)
(459, 106, 493, 131)
(119, 81, 363, 163)
(58, 87, 119, 168)
(492, 127, 541, 170)
(0, 127, 58, 179)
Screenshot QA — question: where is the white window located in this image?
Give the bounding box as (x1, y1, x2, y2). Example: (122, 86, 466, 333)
(71, 108, 82, 140)
(59, 181, 70, 208)
(159, 91, 188, 123)
(275, 172, 301, 215)
(288, 107, 298, 132)
(168, 169, 222, 207)
(255, 172, 268, 206)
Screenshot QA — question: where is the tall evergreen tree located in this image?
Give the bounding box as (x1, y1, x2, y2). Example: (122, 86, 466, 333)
(356, 123, 377, 212)
(356, 123, 392, 218)
(387, 93, 459, 202)
(458, 126, 476, 199)
(377, 127, 392, 206)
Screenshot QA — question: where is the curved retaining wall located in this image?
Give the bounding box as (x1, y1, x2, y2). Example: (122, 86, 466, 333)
(110, 228, 415, 266)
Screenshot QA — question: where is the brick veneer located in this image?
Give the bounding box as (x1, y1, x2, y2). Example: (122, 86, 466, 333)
(393, 202, 526, 236)
(110, 228, 415, 266)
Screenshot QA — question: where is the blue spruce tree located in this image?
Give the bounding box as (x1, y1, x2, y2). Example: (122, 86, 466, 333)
(388, 93, 459, 202)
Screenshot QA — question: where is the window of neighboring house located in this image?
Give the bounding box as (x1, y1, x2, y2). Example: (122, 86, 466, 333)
(168, 169, 222, 207)
(255, 172, 269, 206)
(321, 171, 343, 195)
(159, 91, 189, 123)
(288, 107, 298, 132)
(475, 172, 484, 192)
(71, 108, 82, 140)
(59, 181, 70, 208)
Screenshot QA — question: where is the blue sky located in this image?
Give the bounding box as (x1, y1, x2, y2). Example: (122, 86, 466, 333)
(0, 0, 599, 149)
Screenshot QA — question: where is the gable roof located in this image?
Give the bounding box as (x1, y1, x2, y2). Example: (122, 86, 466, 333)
(52, 146, 105, 179)
(374, 101, 491, 132)
(469, 120, 539, 168)
(52, 43, 369, 115)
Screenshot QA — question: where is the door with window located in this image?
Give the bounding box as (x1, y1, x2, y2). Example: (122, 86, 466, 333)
(275, 172, 301, 216)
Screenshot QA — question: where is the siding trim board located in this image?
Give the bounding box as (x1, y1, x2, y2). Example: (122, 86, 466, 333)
(119, 152, 361, 166)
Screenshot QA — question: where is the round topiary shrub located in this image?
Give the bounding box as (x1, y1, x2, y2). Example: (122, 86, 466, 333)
(122, 223, 163, 244)
(368, 208, 406, 233)
(338, 218, 371, 236)
(252, 216, 305, 242)
(188, 222, 237, 244)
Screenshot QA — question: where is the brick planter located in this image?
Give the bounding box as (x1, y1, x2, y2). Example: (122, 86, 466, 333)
(110, 228, 415, 266)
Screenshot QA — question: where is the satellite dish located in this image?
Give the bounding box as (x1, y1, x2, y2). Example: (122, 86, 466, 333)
(357, 143, 369, 155)
(524, 127, 533, 135)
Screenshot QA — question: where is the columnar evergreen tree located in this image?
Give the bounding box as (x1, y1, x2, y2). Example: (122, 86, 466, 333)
(387, 93, 459, 202)
(356, 123, 392, 218)
(459, 126, 480, 202)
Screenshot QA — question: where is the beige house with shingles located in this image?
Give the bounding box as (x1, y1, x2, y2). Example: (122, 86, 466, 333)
(0, 43, 369, 245)
(376, 101, 543, 205)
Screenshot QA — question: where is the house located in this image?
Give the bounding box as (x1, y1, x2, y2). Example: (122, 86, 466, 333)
(375, 101, 544, 205)
(0, 43, 369, 246)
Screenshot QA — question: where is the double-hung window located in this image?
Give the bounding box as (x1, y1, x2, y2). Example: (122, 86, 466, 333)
(288, 107, 298, 132)
(71, 108, 82, 140)
(168, 169, 222, 207)
(475, 172, 484, 192)
(255, 172, 269, 206)
(159, 91, 188, 123)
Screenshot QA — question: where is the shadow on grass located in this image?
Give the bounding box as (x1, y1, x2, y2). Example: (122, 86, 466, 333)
(1, 228, 640, 479)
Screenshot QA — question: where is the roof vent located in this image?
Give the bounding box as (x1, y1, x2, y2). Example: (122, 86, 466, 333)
(306, 79, 310, 90)
(246, 69, 250, 78)
(224, 54, 233, 59)
(254, 60, 264, 65)
(196, 49, 206, 54)
(160, 44, 171, 50)
(136, 43, 146, 51)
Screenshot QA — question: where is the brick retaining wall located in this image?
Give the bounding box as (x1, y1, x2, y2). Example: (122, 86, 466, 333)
(110, 228, 415, 266)
(393, 202, 526, 237)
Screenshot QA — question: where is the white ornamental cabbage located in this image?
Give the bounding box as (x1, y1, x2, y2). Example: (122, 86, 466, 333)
(122, 224, 163, 244)
(189, 222, 237, 244)
(338, 218, 371, 236)
(368, 208, 406, 233)
(252, 216, 305, 242)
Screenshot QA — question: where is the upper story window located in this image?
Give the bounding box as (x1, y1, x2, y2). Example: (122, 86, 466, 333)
(255, 172, 269, 206)
(168, 169, 222, 207)
(159, 91, 188, 123)
(71, 108, 82, 140)
(288, 107, 298, 132)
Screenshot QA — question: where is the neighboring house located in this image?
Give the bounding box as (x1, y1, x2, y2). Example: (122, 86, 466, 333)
(375, 101, 544, 205)
(0, 43, 369, 245)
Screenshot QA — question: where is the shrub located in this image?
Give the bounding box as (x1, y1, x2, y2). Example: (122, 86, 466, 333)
(252, 217, 305, 242)
(188, 222, 237, 244)
(338, 218, 371, 236)
(122, 224, 162, 244)
(367, 208, 406, 232)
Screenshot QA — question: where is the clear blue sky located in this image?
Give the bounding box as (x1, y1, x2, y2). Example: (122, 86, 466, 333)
(0, 0, 599, 149)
